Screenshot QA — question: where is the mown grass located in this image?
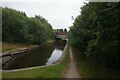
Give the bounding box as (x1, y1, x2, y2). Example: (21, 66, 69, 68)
(72, 47, 120, 78)
(2, 42, 35, 53)
(2, 45, 70, 78)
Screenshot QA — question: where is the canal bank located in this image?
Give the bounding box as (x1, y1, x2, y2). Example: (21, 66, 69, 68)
(2, 40, 68, 72)
(1, 41, 53, 66)
(2, 42, 70, 78)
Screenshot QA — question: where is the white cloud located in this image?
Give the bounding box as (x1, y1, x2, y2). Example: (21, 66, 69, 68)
(1, 0, 85, 3)
(1, 0, 86, 30)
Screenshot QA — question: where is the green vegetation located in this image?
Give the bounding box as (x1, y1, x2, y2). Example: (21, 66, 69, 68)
(0, 42, 1, 52)
(2, 7, 54, 44)
(3, 45, 70, 78)
(2, 7, 69, 78)
(68, 2, 120, 68)
(2, 42, 35, 53)
(72, 47, 120, 78)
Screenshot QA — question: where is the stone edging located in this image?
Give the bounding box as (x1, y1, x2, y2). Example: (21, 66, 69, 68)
(2, 41, 68, 73)
(1, 41, 53, 65)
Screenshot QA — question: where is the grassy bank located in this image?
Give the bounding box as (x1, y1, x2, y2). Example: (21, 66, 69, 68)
(72, 47, 120, 78)
(2, 45, 70, 78)
(2, 42, 35, 53)
(2, 40, 54, 53)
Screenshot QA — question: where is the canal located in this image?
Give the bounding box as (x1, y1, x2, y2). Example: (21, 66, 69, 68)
(3, 40, 67, 70)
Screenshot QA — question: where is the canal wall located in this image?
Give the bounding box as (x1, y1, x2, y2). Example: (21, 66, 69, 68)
(54, 41, 68, 64)
(2, 41, 68, 73)
(1, 41, 53, 65)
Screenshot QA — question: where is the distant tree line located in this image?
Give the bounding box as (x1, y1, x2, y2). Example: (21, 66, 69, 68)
(68, 2, 120, 67)
(2, 7, 54, 44)
(54, 28, 67, 32)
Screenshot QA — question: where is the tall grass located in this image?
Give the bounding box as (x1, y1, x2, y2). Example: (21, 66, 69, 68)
(2, 42, 35, 53)
(72, 47, 120, 78)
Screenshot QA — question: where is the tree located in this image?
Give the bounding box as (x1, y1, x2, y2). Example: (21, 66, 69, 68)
(2, 7, 54, 44)
(68, 2, 120, 67)
(64, 28, 67, 32)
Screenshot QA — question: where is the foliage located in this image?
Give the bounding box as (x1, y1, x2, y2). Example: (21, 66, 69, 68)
(2, 7, 54, 44)
(72, 47, 120, 78)
(68, 2, 120, 67)
(64, 28, 67, 32)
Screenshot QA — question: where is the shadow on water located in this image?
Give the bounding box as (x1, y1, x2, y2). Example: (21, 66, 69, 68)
(3, 40, 67, 70)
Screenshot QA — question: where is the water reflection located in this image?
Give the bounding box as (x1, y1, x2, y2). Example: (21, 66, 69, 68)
(3, 40, 66, 70)
(46, 48, 62, 65)
(46, 40, 66, 65)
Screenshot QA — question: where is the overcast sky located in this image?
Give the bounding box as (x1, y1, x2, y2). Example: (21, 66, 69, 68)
(1, 0, 87, 30)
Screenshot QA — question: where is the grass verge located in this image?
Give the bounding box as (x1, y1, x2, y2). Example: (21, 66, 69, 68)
(72, 47, 120, 78)
(2, 42, 35, 53)
(2, 45, 70, 78)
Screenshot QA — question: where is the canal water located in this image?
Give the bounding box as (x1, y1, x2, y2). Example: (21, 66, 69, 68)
(3, 40, 67, 70)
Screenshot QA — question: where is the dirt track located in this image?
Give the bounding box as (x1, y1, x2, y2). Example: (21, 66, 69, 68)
(65, 47, 81, 78)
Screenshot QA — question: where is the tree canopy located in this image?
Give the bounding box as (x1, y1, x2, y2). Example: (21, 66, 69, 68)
(2, 7, 54, 44)
(68, 2, 120, 67)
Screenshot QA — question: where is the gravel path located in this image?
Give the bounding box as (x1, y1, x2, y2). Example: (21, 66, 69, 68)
(65, 47, 81, 78)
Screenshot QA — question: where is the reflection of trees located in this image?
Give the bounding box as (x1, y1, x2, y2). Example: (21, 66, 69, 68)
(54, 40, 67, 50)
(4, 44, 55, 70)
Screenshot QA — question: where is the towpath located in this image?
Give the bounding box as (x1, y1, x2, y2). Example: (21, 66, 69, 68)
(65, 47, 81, 78)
